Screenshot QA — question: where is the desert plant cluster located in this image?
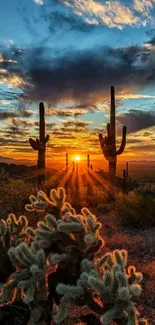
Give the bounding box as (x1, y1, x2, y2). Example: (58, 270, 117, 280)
(0, 186, 149, 325)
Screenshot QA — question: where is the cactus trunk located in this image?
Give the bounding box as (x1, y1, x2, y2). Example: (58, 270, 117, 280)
(66, 153, 68, 170)
(87, 154, 90, 169)
(29, 102, 49, 184)
(38, 103, 45, 170)
(109, 86, 116, 175)
(99, 86, 127, 176)
(122, 162, 130, 194)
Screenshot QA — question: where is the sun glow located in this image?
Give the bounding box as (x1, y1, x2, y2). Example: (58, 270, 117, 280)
(75, 155, 81, 161)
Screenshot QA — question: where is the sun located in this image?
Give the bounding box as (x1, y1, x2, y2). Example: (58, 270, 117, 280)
(75, 155, 81, 161)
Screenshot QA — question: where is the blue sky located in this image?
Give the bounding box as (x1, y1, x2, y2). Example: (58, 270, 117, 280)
(0, 0, 155, 164)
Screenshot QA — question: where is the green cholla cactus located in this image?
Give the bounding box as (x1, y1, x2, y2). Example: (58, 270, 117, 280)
(55, 250, 148, 325)
(0, 187, 148, 325)
(0, 214, 29, 283)
(0, 242, 47, 303)
(25, 188, 104, 260)
(25, 187, 75, 218)
(0, 242, 50, 325)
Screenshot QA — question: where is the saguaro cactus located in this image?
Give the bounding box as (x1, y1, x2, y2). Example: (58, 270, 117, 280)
(123, 162, 130, 193)
(99, 86, 127, 176)
(87, 154, 90, 169)
(29, 102, 49, 183)
(66, 153, 68, 170)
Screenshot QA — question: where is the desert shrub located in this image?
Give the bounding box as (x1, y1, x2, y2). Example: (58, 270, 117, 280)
(135, 183, 155, 197)
(0, 168, 9, 184)
(112, 191, 155, 228)
(0, 187, 148, 325)
(0, 178, 38, 220)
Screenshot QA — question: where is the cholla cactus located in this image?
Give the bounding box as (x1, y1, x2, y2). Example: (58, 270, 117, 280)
(24, 187, 104, 313)
(55, 251, 148, 325)
(0, 187, 148, 325)
(0, 214, 28, 283)
(25, 187, 104, 258)
(0, 242, 50, 325)
(25, 187, 75, 219)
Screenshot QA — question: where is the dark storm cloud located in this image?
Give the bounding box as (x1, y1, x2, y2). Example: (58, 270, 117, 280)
(117, 110, 155, 133)
(1, 40, 155, 105)
(24, 44, 154, 104)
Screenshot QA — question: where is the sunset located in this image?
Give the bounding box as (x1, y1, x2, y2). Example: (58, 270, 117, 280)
(0, 1, 155, 325)
(0, 0, 155, 165)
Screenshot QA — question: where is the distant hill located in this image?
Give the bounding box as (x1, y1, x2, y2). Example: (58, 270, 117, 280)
(0, 163, 59, 183)
(0, 163, 37, 179)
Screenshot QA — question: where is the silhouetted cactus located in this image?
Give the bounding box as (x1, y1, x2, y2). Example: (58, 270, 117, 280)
(29, 102, 49, 184)
(123, 162, 130, 194)
(87, 154, 90, 169)
(99, 86, 127, 176)
(66, 153, 68, 170)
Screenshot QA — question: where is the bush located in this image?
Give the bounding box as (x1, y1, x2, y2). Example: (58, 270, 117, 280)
(0, 177, 38, 221)
(0, 187, 148, 325)
(112, 191, 155, 228)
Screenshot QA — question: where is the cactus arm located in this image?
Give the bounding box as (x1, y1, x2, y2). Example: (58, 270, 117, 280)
(107, 123, 111, 138)
(44, 134, 50, 144)
(99, 133, 105, 149)
(116, 126, 127, 156)
(29, 138, 38, 151)
(99, 134, 109, 161)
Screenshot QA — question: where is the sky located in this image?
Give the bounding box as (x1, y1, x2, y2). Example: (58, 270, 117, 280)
(0, 0, 155, 166)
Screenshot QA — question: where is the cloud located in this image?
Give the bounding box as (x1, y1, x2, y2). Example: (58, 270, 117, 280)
(128, 144, 155, 152)
(146, 36, 155, 45)
(46, 108, 87, 117)
(0, 111, 19, 119)
(1, 40, 155, 107)
(117, 110, 155, 133)
(133, 0, 155, 17)
(61, 0, 141, 30)
(50, 119, 91, 133)
(33, 0, 44, 5)
(0, 109, 33, 120)
(61, 119, 92, 128)
(20, 43, 154, 104)
(127, 138, 144, 144)
(119, 94, 155, 99)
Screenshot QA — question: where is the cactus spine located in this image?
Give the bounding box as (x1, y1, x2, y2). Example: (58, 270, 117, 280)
(29, 102, 49, 183)
(99, 86, 127, 176)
